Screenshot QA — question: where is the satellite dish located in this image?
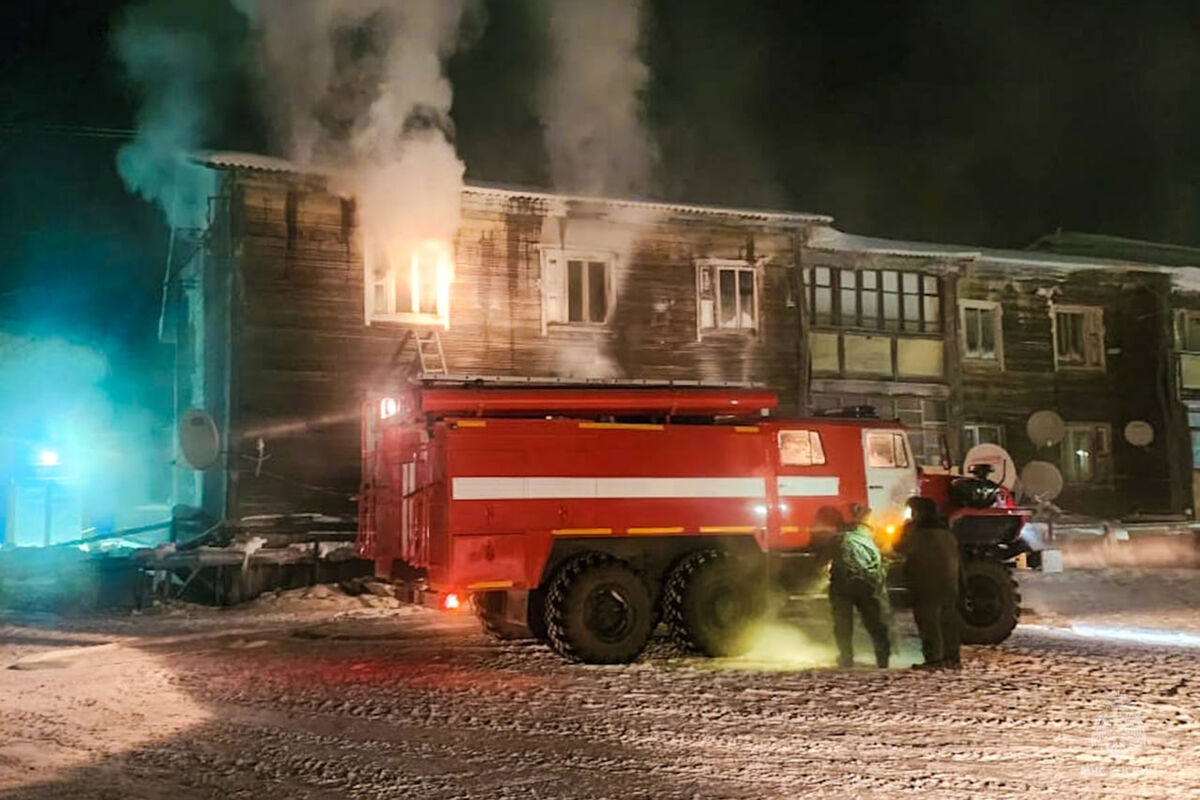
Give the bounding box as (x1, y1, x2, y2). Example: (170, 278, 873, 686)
(180, 408, 220, 470)
(1026, 410, 1066, 448)
(1124, 420, 1154, 447)
(1020, 460, 1064, 501)
(963, 444, 1018, 490)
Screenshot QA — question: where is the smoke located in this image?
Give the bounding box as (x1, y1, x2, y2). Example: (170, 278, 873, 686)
(0, 333, 168, 538)
(111, 1, 234, 229)
(537, 0, 656, 198)
(235, 1, 480, 256)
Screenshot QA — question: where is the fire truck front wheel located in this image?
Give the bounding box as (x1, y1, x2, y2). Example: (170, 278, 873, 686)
(664, 550, 765, 658)
(544, 554, 654, 664)
(958, 560, 1021, 645)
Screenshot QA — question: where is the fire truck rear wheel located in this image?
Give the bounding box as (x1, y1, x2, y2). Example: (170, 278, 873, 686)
(544, 554, 654, 664)
(472, 591, 528, 641)
(664, 550, 765, 658)
(958, 560, 1021, 645)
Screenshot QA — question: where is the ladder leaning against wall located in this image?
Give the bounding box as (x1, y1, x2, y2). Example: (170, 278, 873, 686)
(411, 329, 447, 376)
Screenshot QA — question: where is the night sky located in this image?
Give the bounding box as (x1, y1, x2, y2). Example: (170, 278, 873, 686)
(4, 0, 1200, 372)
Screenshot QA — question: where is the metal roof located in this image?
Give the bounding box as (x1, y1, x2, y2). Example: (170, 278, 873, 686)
(193, 151, 832, 226)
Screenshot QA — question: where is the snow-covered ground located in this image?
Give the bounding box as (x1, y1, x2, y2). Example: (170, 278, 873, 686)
(2, 570, 1199, 799)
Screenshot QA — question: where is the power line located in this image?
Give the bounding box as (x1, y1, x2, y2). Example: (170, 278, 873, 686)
(0, 121, 137, 140)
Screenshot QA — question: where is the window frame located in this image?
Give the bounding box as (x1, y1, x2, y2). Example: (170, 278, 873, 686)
(959, 299, 1004, 367)
(364, 240, 452, 328)
(807, 267, 942, 334)
(1051, 304, 1105, 371)
(696, 259, 760, 336)
(866, 431, 911, 469)
(540, 248, 616, 331)
(963, 423, 1005, 450)
(1061, 422, 1114, 485)
(778, 429, 827, 466)
(1176, 309, 1200, 353)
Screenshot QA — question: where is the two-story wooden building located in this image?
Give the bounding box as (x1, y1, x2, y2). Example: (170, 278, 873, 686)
(167, 153, 831, 521)
(165, 152, 1198, 524)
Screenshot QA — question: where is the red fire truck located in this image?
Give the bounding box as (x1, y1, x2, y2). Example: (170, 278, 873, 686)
(359, 381, 1029, 663)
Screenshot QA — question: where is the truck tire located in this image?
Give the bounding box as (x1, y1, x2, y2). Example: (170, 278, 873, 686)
(958, 560, 1020, 644)
(544, 554, 654, 664)
(472, 591, 528, 640)
(664, 550, 765, 657)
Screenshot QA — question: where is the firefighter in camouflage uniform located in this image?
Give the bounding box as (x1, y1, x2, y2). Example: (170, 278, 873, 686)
(896, 496, 962, 670)
(823, 504, 891, 668)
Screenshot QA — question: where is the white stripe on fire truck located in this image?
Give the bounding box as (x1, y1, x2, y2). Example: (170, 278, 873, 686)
(776, 476, 840, 496)
(452, 476, 767, 501)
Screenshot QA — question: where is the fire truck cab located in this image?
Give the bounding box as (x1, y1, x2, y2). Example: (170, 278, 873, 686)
(359, 381, 927, 663)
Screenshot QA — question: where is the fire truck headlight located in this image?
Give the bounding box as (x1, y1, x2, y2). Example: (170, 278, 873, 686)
(443, 592, 461, 611)
(753, 504, 767, 516)
(380, 398, 398, 420)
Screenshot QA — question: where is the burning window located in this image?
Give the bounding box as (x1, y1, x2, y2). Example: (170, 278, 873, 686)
(1053, 305, 1105, 369)
(960, 300, 1003, 363)
(367, 240, 454, 327)
(697, 261, 758, 333)
(778, 430, 826, 466)
(542, 250, 613, 327)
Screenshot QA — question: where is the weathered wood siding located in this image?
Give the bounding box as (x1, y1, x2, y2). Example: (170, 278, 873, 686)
(959, 262, 1185, 515)
(217, 172, 813, 518)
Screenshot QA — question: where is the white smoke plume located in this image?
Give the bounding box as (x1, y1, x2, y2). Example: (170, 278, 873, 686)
(537, 0, 657, 198)
(112, 1, 228, 229)
(235, 1, 478, 253)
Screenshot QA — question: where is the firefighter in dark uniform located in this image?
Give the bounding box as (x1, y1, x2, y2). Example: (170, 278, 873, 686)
(897, 496, 961, 669)
(824, 503, 891, 668)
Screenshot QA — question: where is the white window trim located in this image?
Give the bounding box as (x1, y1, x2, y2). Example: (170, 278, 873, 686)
(959, 299, 1004, 368)
(695, 258, 761, 340)
(363, 241, 451, 328)
(1051, 303, 1106, 371)
(539, 248, 616, 334)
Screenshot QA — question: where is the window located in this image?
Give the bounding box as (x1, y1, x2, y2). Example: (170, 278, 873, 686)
(896, 397, 946, 466)
(963, 424, 1004, 449)
(960, 300, 1003, 364)
(1189, 409, 1200, 469)
(806, 268, 940, 332)
(867, 431, 910, 468)
(779, 430, 826, 466)
(1062, 423, 1113, 484)
(811, 267, 833, 325)
(698, 261, 758, 332)
(811, 394, 944, 467)
(1176, 310, 1200, 352)
(1053, 305, 1105, 369)
(542, 250, 613, 327)
(367, 240, 453, 325)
